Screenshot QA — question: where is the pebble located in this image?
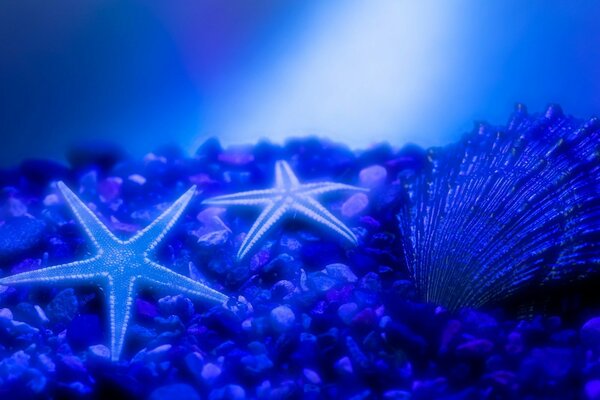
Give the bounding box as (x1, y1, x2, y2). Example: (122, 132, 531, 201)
(201, 362, 222, 384)
(335, 356, 354, 375)
(325, 263, 358, 283)
(147, 344, 172, 359)
(338, 303, 359, 325)
(209, 384, 246, 400)
(0, 217, 46, 258)
(383, 390, 411, 400)
(456, 338, 494, 357)
(45, 288, 79, 324)
(197, 229, 230, 247)
(270, 305, 296, 332)
(307, 271, 338, 292)
(149, 384, 201, 400)
(359, 165, 387, 188)
(341, 192, 369, 218)
(88, 344, 111, 361)
(303, 368, 322, 385)
(158, 295, 195, 320)
(585, 380, 600, 400)
(241, 353, 273, 375)
(582, 317, 600, 347)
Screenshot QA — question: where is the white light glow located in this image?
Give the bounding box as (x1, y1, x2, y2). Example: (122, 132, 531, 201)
(200, 0, 463, 149)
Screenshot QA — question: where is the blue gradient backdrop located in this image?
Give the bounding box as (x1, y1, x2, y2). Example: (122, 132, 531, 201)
(0, 1, 599, 166)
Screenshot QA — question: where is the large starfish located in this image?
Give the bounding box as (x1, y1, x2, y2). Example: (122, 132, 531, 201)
(0, 182, 228, 361)
(203, 160, 367, 260)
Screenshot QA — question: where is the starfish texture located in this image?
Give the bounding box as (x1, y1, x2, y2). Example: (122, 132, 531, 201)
(0, 182, 228, 361)
(203, 160, 367, 260)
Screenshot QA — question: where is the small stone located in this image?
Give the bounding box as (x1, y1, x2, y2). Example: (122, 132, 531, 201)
(505, 331, 524, 354)
(456, 338, 494, 357)
(325, 263, 358, 283)
(209, 384, 246, 400)
(46, 288, 79, 324)
(34, 305, 49, 324)
(185, 352, 205, 381)
(241, 353, 273, 375)
(303, 368, 321, 385)
(43, 194, 61, 207)
(149, 384, 201, 400)
(307, 271, 338, 292)
(98, 177, 122, 203)
(128, 174, 146, 185)
(341, 193, 369, 218)
(59, 354, 87, 374)
(359, 165, 387, 188)
(335, 356, 353, 375)
(154, 315, 184, 331)
(27, 369, 47, 393)
(484, 370, 516, 388)
(67, 382, 92, 396)
(582, 317, 600, 347)
(440, 319, 461, 352)
(459, 309, 498, 337)
(9, 319, 39, 335)
(352, 308, 377, 328)
(338, 303, 359, 325)
(218, 145, 254, 165)
(136, 298, 159, 319)
(270, 305, 296, 332)
(88, 344, 111, 361)
(383, 390, 411, 400)
(146, 344, 172, 360)
(195, 137, 222, 160)
(158, 295, 195, 320)
(197, 229, 230, 247)
(0, 217, 46, 258)
(201, 362, 222, 383)
(0, 308, 13, 320)
(4, 197, 28, 217)
(272, 280, 296, 300)
(585, 380, 600, 400)
(280, 235, 302, 253)
(37, 354, 56, 373)
(0, 350, 30, 379)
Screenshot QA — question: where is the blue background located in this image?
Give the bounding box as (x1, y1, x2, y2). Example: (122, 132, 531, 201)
(1, 1, 599, 166)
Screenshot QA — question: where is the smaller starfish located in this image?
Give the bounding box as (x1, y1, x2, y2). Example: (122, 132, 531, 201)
(203, 160, 367, 260)
(0, 182, 228, 361)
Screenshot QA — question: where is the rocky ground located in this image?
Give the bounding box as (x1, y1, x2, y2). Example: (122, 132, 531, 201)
(0, 137, 600, 399)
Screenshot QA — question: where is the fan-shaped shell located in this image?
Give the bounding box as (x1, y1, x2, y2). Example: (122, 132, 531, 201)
(398, 105, 600, 310)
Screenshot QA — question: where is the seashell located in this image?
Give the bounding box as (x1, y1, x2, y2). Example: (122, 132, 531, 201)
(398, 105, 600, 310)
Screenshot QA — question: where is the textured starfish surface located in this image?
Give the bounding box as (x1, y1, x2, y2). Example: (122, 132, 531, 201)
(0, 182, 228, 361)
(203, 160, 367, 260)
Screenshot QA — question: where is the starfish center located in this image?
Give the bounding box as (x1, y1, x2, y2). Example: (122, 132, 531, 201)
(105, 247, 142, 274)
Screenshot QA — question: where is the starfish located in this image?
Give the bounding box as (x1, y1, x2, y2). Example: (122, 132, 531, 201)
(203, 160, 367, 260)
(0, 182, 228, 361)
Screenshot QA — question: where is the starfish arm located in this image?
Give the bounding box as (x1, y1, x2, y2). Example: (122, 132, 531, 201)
(0, 257, 102, 286)
(202, 189, 281, 206)
(298, 182, 369, 197)
(141, 262, 229, 304)
(292, 196, 358, 245)
(237, 201, 288, 260)
(275, 160, 300, 188)
(129, 186, 196, 251)
(106, 275, 136, 361)
(58, 182, 119, 247)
